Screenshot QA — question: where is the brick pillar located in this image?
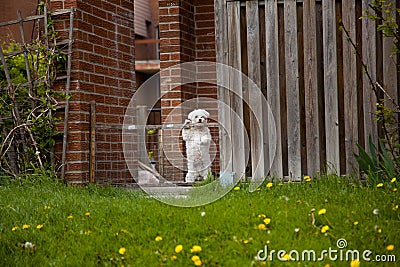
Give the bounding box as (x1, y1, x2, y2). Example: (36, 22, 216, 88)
(50, 0, 135, 184)
(158, 0, 218, 181)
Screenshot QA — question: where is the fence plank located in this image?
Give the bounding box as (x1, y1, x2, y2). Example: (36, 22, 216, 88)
(246, 0, 266, 180)
(362, 0, 378, 149)
(227, 1, 247, 179)
(342, 1, 358, 173)
(284, 0, 301, 180)
(323, 0, 340, 173)
(383, 0, 398, 112)
(214, 0, 233, 175)
(303, 0, 320, 176)
(265, 0, 283, 178)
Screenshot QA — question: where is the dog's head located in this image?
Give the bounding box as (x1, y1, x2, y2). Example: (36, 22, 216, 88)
(187, 109, 209, 125)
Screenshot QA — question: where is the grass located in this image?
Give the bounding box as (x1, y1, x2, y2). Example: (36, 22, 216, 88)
(0, 175, 399, 266)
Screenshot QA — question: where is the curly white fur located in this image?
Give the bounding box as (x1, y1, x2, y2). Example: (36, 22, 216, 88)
(182, 109, 211, 183)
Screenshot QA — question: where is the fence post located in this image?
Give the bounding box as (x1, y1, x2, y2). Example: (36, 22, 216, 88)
(89, 101, 96, 183)
(137, 106, 148, 165)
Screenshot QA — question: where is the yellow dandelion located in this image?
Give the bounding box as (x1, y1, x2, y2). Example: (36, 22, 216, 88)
(243, 239, 249, 244)
(119, 247, 126, 255)
(263, 218, 271, 225)
(233, 186, 240, 191)
(353, 221, 359, 226)
(44, 205, 51, 210)
(258, 214, 266, 218)
(321, 225, 329, 233)
(114, 232, 119, 236)
(175, 244, 183, 253)
(194, 259, 202, 266)
(377, 227, 382, 234)
(12, 226, 18, 231)
(324, 264, 332, 267)
(304, 176, 311, 182)
(391, 178, 396, 183)
(36, 224, 44, 230)
(22, 224, 30, 229)
(67, 215, 73, 219)
(386, 244, 394, 251)
(258, 224, 267, 230)
(155, 236, 163, 242)
(318, 208, 327, 215)
(121, 229, 127, 233)
(85, 212, 91, 217)
(394, 188, 398, 192)
(190, 245, 202, 253)
(282, 253, 291, 261)
(350, 259, 360, 267)
(256, 188, 261, 191)
(171, 255, 177, 260)
(392, 205, 398, 211)
(266, 182, 273, 188)
(296, 200, 302, 204)
(191, 255, 200, 262)
(377, 183, 384, 188)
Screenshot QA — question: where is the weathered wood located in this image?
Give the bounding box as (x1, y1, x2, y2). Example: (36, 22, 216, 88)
(227, 1, 246, 180)
(89, 101, 96, 183)
(383, 0, 398, 113)
(284, 0, 301, 180)
(214, 0, 232, 174)
(303, 0, 320, 176)
(362, 0, 378, 149)
(342, 0, 358, 173)
(265, 0, 283, 178)
(246, 0, 265, 180)
(323, 0, 340, 173)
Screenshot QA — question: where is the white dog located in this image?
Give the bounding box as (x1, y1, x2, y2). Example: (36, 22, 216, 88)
(182, 109, 211, 183)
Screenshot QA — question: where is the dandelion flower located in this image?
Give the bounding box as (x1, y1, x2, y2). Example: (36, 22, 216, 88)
(318, 208, 327, 215)
(394, 188, 398, 192)
(296, 200, 302, 204)
(353, 221, 359, 226)
(234, 186, 240, 191)
(282, 253, 290, 261)
(190, 245, 202, 253)
(121, 229, 127, 233)
(243, 239, 249, 244)
(36, 224, 44, 230)
(175, 244, 183, 253)
(191, 255, 200, 262)
(256, 188, 261, 191)
(266, 182, 273, 188)
(391, 178, 396, 183)
(258, 214, 266, 218)
(44, 205, 51, 210)
(171, 255, 177, 260)
(377, 183, 384, 188)
(67, 215, 73, 219)
(258, 224, 267, 230)
(155, 236, 163, 242)
(321, 225, 329, 233)
(386, 244, 394, 251)
(22, 224, 30, 229)
(377, 228, 382, 234)
(392, 205, 398, 211)
(304, 176, 311, 182)
(194, 259, 202, 266)
(85, 212, 91, 217)
(119, 247, 126, 255)
(263, 218, 271, 225)
(350, 259, 360, 267)
(12, 226, 18, 231)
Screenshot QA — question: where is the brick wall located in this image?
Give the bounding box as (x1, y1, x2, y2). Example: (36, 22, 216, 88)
(50, 0, 135, 184)
(159, 0, 218, 181)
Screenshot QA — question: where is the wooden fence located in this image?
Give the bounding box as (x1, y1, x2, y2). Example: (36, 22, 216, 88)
(215, 0, 399, 179)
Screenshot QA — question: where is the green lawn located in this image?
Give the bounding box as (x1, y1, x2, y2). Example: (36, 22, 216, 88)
(0, 175, 398, 266)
